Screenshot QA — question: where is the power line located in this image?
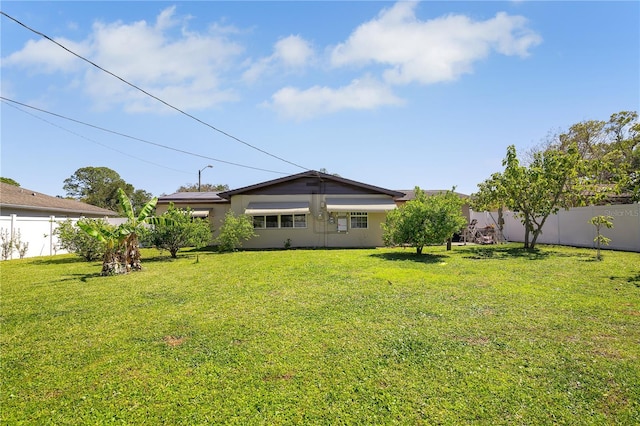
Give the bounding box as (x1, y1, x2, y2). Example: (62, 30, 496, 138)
(1, 96, 289, 175)
(2, 99, 192, 175)
(0, 10, 310, 171)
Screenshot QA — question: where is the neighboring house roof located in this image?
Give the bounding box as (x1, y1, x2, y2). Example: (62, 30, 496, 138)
(219, 170, 406, 199)
(0, 182, 118, 216)
(157, 191, 229, 204)
(395, 189, 469, 202)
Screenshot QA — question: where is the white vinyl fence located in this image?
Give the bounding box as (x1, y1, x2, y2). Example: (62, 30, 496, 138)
(470, 203, 640, 252)
(0, 215, 125, 260)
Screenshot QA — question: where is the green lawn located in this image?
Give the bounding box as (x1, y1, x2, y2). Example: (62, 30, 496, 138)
(1, 244, 639, 424)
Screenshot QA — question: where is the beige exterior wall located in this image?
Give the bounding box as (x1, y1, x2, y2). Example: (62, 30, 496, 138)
(229, 193, 393, 249)
(155, 202, 230, 243)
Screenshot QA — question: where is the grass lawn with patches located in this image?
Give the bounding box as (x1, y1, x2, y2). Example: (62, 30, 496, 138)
(1, 244, 639, 424)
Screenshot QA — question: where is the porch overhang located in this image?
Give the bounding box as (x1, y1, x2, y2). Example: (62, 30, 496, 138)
(325, 198, 397, 213)
(190, 209, 210, 218)
(245, 202, 310, 215)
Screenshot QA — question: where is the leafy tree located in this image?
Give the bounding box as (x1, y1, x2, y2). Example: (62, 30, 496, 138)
(147, 204, 212, 258)
(382, 187, 467, 255)
(0, 177, 20, 186)
(130, 189, 154, 214)
(78, 188, 165, 275)
(318, 168, 341, 177)
(473, 145, 587, 250)
(550, 111, 639, 201)
(63, 167, 152, 211)
(176, 183, 230, 192)
(216, 211, 256, 252)
(55, 218, 109, 261)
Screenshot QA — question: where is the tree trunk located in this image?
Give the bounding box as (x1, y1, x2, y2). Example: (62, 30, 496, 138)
(498, 207, 504, 243)
(530, 231, 540, 250)
(125, 234, 142, 271)
(446, 238, 452, 251)
(101, 250, 126, 276)
(416, 246, 423, 255)
(523, 218, 531, 249)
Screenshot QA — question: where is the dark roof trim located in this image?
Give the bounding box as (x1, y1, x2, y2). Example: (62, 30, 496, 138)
(157, 191, 229, 204)
(219, 170, 405, 199)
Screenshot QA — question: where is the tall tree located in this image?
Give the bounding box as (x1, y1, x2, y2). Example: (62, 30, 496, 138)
(63, 167, 134, 210)
(382, 187, 467, 255)
(130, 189, 154, 213)
(550, 111, 639, 201)
(176, 183, 230, 192)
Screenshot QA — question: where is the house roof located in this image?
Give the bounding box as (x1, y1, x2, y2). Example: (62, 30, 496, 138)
(0, 182, 118, 216)
(219, 170, 406, 199)
(395, 189, 469, 202)
(157, 191, 229, 204)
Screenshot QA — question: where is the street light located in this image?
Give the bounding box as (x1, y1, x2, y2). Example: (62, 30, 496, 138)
(198, 165, 213, 192)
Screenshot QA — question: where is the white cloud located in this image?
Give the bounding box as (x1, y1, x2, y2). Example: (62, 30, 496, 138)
(2, 37, 90, 73)
(243, 35, 314, 83)
(265, 75, 404, 120)
(331, 1, 542, 85)
(3, 7, 245, 112)
(274, 35, 314, 68)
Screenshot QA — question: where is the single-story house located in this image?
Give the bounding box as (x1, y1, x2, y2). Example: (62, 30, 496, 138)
(0, 182, 118, 259)
(157, 170, 405, 249)
(0, 182, 118, 218)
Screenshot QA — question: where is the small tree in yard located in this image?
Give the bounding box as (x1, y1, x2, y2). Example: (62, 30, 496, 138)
(55, 218, 109, 261)
(78, 188, 168, 275)
(382, 187, 467, 255)
(473, 144, 590, 250)
(1, 228, 13, 260)
(590, 215, 614, 260)
(148, 204, 212, 258)
(216, 211, 256, 252)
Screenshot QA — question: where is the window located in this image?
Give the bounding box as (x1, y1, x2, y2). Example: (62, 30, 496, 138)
(266, 215, 279, 228)
(281, 214, 294, 228)
(253, 216, 265, 229)
(293, 214, 306, 228)
(350, 212, 368, 229)
(252, 214, 307, 229)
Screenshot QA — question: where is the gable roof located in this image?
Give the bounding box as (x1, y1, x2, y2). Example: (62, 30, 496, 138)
(219, 170, 406, 199)
(0, 182, 118, 216)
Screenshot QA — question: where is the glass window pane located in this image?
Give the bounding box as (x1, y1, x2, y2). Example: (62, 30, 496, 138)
(281, 214, 294, 228)
(350, 213, 368, 229)
(253, 216, 265, 229)
(266, 215, 279, 228)
(294, 214, 306, 228)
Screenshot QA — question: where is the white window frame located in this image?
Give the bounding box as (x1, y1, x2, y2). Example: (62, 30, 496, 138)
(350, 212, 368, 229)
(252, 214, 307, 229)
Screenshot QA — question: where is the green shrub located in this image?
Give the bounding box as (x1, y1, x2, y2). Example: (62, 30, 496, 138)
(215, 211, 256, 252)
(55, 218, 111, 261)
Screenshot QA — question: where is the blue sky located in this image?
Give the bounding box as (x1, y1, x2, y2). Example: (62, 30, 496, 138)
(1, 1, 638, 198)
